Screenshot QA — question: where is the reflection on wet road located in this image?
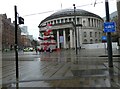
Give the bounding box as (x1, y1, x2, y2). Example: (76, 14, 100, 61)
(2, 49, 120, 88)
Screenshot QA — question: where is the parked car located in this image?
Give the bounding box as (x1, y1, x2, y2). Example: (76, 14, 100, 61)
(23, 48, 29, 52)
(29, 47, 34, 51)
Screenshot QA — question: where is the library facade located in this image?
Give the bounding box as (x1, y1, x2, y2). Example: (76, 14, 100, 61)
(38, 9, 103, 49)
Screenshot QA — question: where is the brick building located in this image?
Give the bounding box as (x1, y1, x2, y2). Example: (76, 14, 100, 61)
(0, 14, 21, 51)
(21, 35, 32, 48)
(20, 26, 33, 49)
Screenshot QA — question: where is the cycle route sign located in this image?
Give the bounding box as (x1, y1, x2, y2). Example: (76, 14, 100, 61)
(104, 22, 116, 32)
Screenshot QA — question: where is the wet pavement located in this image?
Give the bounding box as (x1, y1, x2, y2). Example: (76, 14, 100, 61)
(1, 48, 120, 88)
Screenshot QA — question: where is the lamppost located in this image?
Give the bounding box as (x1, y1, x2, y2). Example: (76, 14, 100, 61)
(105, 0, 113, 67)
(73, 4, 78, 55)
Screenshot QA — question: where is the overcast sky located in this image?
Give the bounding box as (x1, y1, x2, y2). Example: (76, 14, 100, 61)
(0, 0, 117, 39)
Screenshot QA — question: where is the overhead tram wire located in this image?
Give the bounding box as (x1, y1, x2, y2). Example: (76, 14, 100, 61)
(22, 2, 103, 17)
(22, 10, 55, 17)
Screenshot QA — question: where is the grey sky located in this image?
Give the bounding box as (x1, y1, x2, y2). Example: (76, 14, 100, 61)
(0, 0, 117, 39)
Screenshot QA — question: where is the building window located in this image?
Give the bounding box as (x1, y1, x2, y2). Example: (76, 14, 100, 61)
(48, 22, 50, 24)
(51, 21, 53, 24)
(57, 20, 59, 23)
(84, 39, 87, 43)
(90, 32, 92, 37)
(95, 39, 98, 43)
(95, 32, 97, 37)
(90, 39, 93, 44)
(99, 32, 101, 37)
(61, 19, 63, 23)
(77, 18, 79, 24)
(84, 32, 87, 37)
(65, 18, 67, 22)
(54, 20, 56, 24)
(69, 18, 71, 22)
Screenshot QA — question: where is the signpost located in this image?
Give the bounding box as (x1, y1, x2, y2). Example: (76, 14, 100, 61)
(14, 5, 24, 88)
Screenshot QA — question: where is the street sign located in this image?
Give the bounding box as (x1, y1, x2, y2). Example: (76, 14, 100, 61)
(102, 36, 107, 43)
(102, 36, 107, 40)
(104, 22, 116, 32)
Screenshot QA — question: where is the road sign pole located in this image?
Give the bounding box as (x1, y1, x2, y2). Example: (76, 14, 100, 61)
(14, 5, 19, 88)
(105, 0, 113, 67)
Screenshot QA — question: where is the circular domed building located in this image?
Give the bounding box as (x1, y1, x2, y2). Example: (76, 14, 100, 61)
(38, 9, 103, 49)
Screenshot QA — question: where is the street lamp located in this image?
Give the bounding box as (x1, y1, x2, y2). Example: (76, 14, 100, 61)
(105, 0, 113, 67)
(73, 4, 78, 55)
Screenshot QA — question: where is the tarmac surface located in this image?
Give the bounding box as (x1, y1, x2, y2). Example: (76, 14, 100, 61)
(1, 48, 120, 88)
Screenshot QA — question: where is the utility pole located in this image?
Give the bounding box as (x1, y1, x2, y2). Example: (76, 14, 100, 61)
(14, 5, 19, 87)
(73, 4, 78, 55)
(105, 0, 113, 67)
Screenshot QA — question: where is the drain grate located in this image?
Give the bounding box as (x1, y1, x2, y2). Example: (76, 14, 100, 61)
(71, 69, 108, 77)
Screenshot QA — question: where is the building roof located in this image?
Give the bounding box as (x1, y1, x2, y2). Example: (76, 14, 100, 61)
(40, 9, 103, 24)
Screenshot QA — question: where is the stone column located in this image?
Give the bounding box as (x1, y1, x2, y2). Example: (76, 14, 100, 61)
(97, 20, 98, 27)
(90, 18, 92, 27)
(63, 29, 66, 49)
(70, 29, 73, 48)
(57, 30, 60, 48)
(79, 26, 83, 46)
(86, 18, 89, 27)
(93, 19, 95, 27)
(77, 27, 79, 48)
(73, 29, 76, 48)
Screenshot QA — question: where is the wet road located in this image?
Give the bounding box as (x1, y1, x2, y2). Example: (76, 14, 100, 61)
(1, 49, 120, 88)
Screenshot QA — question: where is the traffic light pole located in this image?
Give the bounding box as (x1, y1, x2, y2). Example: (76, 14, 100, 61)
(14, 5, 19, 87)
(105, 0, 113, 67)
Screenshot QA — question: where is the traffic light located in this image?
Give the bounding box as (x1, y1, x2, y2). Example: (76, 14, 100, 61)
(19, 17, 24, 24)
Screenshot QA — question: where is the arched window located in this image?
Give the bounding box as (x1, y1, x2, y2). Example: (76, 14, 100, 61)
(84, 32, 87, 37)
(54, 20, 56, 24)
(51, 21, 53, 24)
(90, 32, 92, 37)
(90, 39, 93, 44)
(84, 39, 87, 43)
(65, 18, 67, 22)
(61, 19, 63, 23)
(99, 32, 101, 37)
(69, 18, 71, 22)
(57, 19, 60, 23)
(95, 32, 97, 37)
(95, 39, 98, 43)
